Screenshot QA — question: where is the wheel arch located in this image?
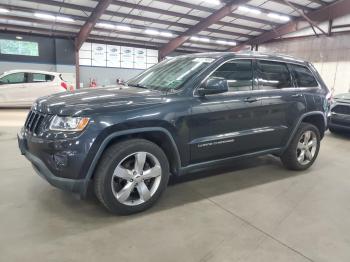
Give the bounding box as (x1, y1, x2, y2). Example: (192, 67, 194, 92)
(82, 127, 182, 196)
(284, 111, 326, 152)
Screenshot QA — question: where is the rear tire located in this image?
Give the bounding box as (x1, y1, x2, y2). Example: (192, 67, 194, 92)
(281, 123, 320, 171)
(94, 139, 170, 215)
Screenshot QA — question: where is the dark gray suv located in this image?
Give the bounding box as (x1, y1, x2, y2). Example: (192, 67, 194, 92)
(18, 52, 330, 214)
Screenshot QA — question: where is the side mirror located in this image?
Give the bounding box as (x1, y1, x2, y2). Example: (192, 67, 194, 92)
(198, 77, 228, 96)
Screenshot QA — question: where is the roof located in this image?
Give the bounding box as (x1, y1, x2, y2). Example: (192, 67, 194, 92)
(0, 0, 345, 54)
(176, 51, 308, 64)
(1, 70, 61, 75)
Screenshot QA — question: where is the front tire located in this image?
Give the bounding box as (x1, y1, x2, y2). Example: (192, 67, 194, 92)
(281, 123, 320, 171)
(94, 139, 170, 215)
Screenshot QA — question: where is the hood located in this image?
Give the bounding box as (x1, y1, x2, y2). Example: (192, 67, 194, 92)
(334, 93, 350, 104)
(33, 85, 166, 116)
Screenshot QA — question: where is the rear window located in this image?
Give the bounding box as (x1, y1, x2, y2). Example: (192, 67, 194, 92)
(31, 73, 55, 82)
(290, 64, 318, 88)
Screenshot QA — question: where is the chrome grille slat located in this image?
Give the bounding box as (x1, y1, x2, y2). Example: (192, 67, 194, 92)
(24, 110, 48, 135)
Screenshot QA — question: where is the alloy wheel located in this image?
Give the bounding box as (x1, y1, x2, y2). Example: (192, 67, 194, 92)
(111, 152, 162, 206)
(296, 130, 318, 165)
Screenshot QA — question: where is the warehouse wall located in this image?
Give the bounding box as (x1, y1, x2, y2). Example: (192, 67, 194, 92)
(79, 67, 143, 87)
(0, 32, 145, 88)
(259, 33, 350, 94)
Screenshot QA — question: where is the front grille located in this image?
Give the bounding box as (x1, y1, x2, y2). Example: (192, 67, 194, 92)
(24, 110, 48, 135)
(332, 105, 350, 115)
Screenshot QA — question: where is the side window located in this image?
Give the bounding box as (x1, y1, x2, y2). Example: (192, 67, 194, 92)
(212, 60, 253, 92)
(290, 64, 318, 87)
(0, 72, 27, 84)
(31, 73, 55, 82)
(256, 60, 293, 90)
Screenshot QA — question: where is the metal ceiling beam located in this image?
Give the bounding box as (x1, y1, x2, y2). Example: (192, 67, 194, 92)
(0, 24, 218, 54)
(231, 0, 350, 50)
(282, 0, 327, 36)
(111, 0, 278, 28)
(17, 0, 260, 37)
(157, 0, 298, 20)
(75, 0, 113, 51)
(159, 0, 249, 59)
(0, 13, 244, 47)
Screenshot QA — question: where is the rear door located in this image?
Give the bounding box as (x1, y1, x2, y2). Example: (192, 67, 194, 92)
(0, 72, 30, 105)
(255, 60, 306, 149)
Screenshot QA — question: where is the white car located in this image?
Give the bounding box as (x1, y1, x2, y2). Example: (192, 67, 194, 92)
(0, 70, 74, 107)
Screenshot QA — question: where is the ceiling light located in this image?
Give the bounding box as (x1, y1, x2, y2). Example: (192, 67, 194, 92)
(191, 36, 210, 43)
(160, 31, 173, 37)
(216, 40, 228, 45)
(216, 40, 237, 46)
(97, 23, 115, 29)
(34, 12, 56, 20)
(16, 36, 23, 40)
(267, 13, 290, 22)
(238, 6, 261, 15)
(56, 16, 75, 22)
(145, 29, 159, 35)
(116, 25, 131, 31)
(0, 8, 10, 13)
(202, 0, 221, 5)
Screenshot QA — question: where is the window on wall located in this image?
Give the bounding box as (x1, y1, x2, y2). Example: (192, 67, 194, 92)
(290, 64, 318, 87)
(256, 60, 293, 89)
(0, 39, 39, 56)
(212, 60, 253, 92)
(0, 72, 28, 84)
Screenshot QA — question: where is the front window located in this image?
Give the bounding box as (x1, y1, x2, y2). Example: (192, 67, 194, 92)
(0, 72, 28, 84)
(127, 56, 215, 91)
(212, 60, 253, 92)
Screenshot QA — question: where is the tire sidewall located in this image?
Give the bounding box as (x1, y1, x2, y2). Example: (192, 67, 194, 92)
(289, 123, 321, 170)
(99, 140, 170, 214)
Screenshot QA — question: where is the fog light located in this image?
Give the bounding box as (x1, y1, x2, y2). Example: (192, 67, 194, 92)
(52, 153, 68, 169)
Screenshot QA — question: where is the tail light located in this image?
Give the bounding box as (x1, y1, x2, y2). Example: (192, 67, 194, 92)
(61, 82, 68, 90)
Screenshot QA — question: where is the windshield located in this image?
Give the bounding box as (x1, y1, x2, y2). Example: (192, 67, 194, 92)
(127, 56, 215, 91)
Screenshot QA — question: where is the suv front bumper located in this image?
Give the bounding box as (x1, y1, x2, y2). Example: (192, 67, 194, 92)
(18, 130, 86, 195)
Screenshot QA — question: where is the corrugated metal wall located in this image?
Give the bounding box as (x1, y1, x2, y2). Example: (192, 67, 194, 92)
(260, 33, 350, 95)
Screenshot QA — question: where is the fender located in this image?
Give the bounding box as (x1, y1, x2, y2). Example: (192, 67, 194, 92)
(282, 111, 327, 152)
(81, 127, 182, 196)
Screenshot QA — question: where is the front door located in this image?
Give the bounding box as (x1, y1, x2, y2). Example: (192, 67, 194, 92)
(188, 59, 269, 164)
(0, 72, 29, 105)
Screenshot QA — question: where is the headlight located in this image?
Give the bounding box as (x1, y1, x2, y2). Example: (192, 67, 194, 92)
(49, 116, 90, 132)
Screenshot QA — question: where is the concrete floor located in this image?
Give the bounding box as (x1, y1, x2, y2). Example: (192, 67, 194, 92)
(1, 109, 350, 262)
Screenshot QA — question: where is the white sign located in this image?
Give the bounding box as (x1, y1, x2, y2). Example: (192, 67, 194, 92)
(134, 48, 147, 69)
(92, 43, 106, 67)
(107, 45, 120, 68)
(79, 42, 159, 69)
(121, 46, 134, 68)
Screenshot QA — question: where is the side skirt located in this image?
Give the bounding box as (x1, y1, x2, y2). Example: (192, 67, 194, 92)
(178, 147, 282, 175)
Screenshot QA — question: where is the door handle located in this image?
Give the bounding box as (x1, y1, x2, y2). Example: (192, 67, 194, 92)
(291, 93, 303, 98)
(244, 97, 258, 103)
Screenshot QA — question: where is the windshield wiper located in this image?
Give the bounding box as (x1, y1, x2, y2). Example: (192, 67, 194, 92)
(127, 83, 149, 89)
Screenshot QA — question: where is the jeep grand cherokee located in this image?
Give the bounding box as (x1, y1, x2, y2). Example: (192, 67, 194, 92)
(18, 52, 330, 214)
